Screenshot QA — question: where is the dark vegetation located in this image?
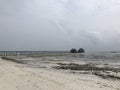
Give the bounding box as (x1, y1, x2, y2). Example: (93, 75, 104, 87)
(70, 48, 77, 53)
(78, 48, 85, 53)
(70, 48, 85, 53)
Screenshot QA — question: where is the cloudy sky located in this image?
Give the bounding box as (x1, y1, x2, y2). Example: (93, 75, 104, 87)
(0, 0, 120, 52)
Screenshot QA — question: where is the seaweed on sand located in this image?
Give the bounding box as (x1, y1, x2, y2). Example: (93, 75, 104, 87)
(53, 63, 120, 80)
(54, 63, 119, 72)
(1, 57, 26, 64)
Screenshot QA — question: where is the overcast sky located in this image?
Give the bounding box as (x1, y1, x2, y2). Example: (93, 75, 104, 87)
(0, 0, 120, 52)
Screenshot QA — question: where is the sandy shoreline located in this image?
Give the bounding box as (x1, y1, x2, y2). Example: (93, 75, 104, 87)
(0, 57, 120, 90)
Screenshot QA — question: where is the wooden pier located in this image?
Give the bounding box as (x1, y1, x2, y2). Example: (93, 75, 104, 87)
(0, 51, 68, 56)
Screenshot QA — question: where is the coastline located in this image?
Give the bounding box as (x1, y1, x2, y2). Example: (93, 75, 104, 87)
(0, 56, 120, 90)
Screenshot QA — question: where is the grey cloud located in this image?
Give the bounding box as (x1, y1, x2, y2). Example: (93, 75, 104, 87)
(0, 0, 120, 52)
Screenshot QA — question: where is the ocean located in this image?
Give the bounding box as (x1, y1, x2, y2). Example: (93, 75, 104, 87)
(1, 51, 120, 69)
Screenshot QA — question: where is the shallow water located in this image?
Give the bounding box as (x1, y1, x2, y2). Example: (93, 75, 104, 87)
(2, 52, 120, 69)
(14, 52, 120, 69)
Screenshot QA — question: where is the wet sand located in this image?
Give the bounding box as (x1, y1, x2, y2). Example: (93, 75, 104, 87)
(0, 56, 120, 90)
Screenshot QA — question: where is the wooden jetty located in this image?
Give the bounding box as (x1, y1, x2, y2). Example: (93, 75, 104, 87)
(0, 51, 68, 56)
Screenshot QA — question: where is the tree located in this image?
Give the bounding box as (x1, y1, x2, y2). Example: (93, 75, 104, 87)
(70, 48, 77, 53)
(78, 48, 85, 53)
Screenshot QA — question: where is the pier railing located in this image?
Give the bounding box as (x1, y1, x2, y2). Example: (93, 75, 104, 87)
(0, 51, 69, 56)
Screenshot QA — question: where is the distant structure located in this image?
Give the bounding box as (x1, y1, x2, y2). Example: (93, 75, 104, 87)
(0, 51, 68, 56)
(70, 48, 77, 53)
(78, 48, 85, 53)
(70, 48, 85, 53)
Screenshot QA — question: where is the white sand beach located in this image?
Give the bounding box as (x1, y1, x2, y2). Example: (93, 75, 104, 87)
(0, 57, 120, 90)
